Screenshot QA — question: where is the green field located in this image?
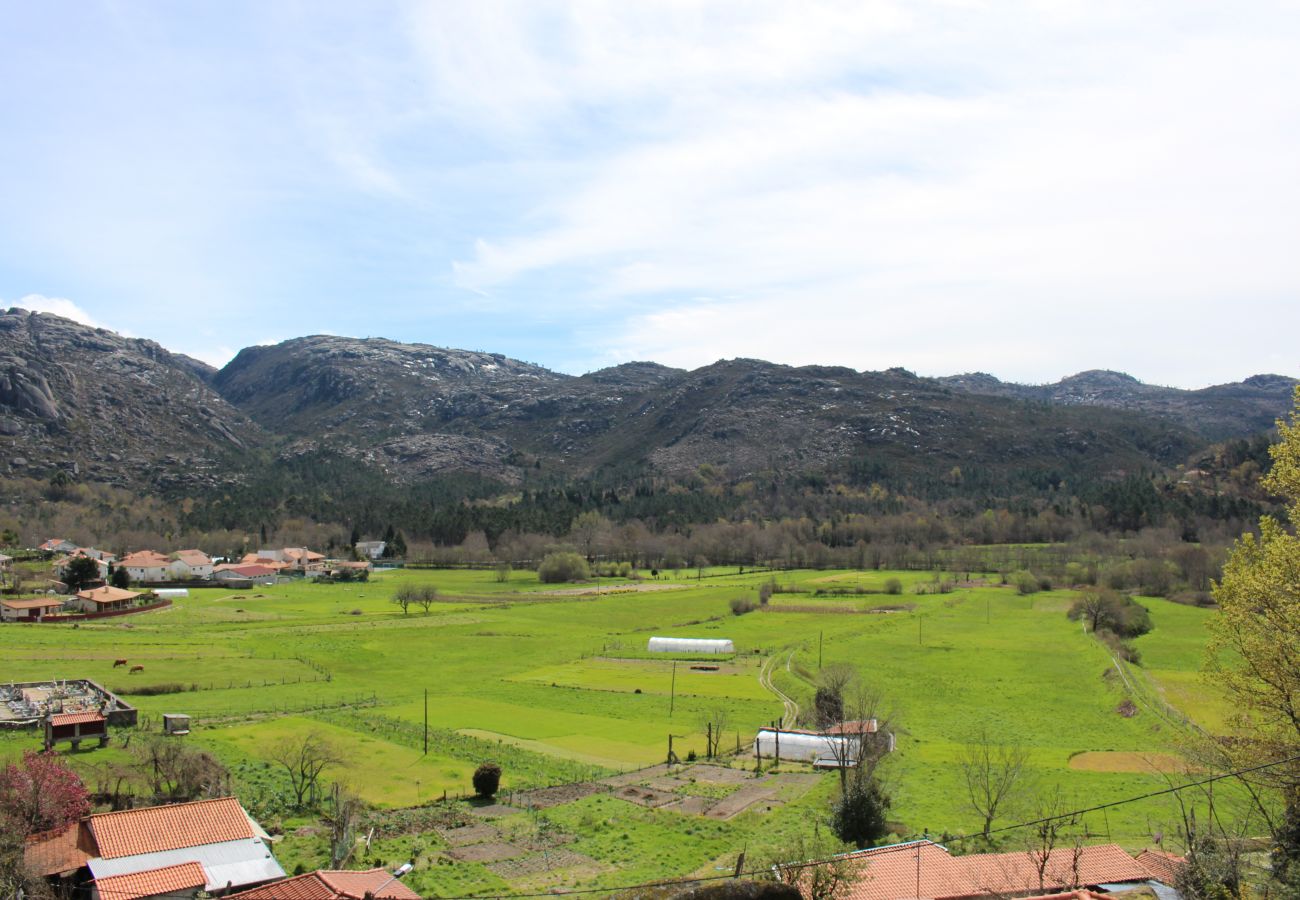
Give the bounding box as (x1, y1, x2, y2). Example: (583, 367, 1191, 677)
(0, 566, 1232, 895)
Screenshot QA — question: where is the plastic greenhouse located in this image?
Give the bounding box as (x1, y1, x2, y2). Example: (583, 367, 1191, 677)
(754, 728, 861, 764)
(647, 636, 735, 654)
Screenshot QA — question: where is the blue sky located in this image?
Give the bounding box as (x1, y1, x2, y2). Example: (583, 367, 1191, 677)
(2, 1, 1298, 387)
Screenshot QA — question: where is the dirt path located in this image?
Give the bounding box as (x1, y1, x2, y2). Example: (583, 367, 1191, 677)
(759, 651, 799, 728)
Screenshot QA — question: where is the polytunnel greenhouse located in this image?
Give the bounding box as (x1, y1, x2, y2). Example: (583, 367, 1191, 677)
(753, 728, 861, 764)
(646, 636, 735, 654)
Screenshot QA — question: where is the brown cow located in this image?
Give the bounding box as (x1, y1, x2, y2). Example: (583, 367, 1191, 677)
(129, 665, 144, 674)
(113, 659, 128, 668)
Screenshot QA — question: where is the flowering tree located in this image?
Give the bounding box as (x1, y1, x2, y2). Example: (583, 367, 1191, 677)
(0, 750, 91, 834)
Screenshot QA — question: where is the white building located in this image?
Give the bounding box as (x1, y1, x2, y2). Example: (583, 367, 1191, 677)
(169, 549, 213, 580)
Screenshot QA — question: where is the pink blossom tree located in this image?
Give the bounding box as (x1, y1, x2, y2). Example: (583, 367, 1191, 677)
(0, 750, 91, 834)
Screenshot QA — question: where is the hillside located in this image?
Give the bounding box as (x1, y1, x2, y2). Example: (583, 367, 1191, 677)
(0, 307, 263, 490)
(2, 310, 1293, 509)
(937, 369, 1296, 440)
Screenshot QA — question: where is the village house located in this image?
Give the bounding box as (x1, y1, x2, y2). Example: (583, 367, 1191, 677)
(169, 549, 214, 580)
(354, 540, 386, 560)
(74, 585, 143, 613)
(228, 868, 420, 900)
(213, 563, 280, 585)
(24, 796, 285, 900)
(823, 839, 1183, 900)
(39, 538, 79, 554)
(53, 548, 116, 583)
(1, 596, 66, 622)
(118, 550, 175, 582)
(243, 547, 326, 574)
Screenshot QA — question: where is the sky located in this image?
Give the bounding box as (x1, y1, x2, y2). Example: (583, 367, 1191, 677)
(1, 1, 1298, 387)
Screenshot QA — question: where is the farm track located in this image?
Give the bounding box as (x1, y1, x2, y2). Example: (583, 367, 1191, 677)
(759, 651, 799, 728)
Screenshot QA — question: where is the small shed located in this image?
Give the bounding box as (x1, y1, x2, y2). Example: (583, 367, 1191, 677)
(162, 714, 191, 736)
(647, 636, 735, 654)
(45, 712, 108, 751)
(1, 597, 66, 622)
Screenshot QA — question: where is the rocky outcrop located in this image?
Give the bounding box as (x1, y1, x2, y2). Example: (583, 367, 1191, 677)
(0, 308, 264, 487)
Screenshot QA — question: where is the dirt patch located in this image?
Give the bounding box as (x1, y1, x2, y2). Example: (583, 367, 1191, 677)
(704, 782, 781, 819)
(535, 583, 688, 596)
(664, 795, 717, 815)
(434, 823, 500, 846)
(513, 782, 606, 809)
(489, 848, 602, 878)
(687, 764, 755, 784)
(613, 785, 678, 808)
(1068, 751, 1199, 774)
(467, 802, 522, 818)
(599, 764, 674, 787)
(446, 841, 527, 863)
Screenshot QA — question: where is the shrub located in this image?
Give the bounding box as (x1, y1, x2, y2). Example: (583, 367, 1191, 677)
(1068, 589, 1153, 638)
(883, 578, 902, 595)
(472, 762, 502, 798)
(538, 552, 590, 584)
(758, 579, 774, 605)
(831, 775, 891, 849)
(114, 682, 189, 696)
(729, 596, 756, 616)
(1012, 571, 1040, 595)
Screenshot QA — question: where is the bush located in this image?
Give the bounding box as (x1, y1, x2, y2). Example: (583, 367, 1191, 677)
(831, 775, 891, 849)
(1068, 589, 1153, 638)
(114, 682, 189, 696)
(729, 597, 756, 616)
(883, 578, 902, 595)
(538, 552, 590, 583)
(472, 762, 501, 798)
(1012, 571, 1040, 595)
(758, 579, 774, 605)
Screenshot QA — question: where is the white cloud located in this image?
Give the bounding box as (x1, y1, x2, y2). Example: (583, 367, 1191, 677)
(8, 294, 106, 330)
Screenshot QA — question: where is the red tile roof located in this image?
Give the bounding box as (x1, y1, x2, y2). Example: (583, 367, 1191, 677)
(1136, 848, 1185, 883)
(825, 719, 879, 735)
(76, 586, 142, 605)
(228, 869, 420, 900)
(1, 597, 65, 609)
(119, 551, 173, 568)
(87, 797, 254, 859)
(831, 840, 1159, 900)
(51, 712, 105, 727)
(24, 822, 95, 877)
(172, 550, 211, 566)
(95, 861, 207, 900)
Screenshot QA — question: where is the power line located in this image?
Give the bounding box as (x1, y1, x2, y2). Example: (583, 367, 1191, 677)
(75, 752, 1300, 900)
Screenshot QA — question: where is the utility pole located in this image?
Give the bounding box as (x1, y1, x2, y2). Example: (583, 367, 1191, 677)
(669, 660, 677, 717)
(423, 688, 428, 755)
(818, 630, 823, 669)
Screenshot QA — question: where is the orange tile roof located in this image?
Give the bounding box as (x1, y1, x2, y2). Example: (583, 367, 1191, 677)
(51, 712, 105, 727)
(118, 551, 173, 568)
(833, 840, 1158, 900)
(228, 869, 420, 900)
(24, 822, 95, 876)
(88, 797, 254, 859)
(2, 597, 65, 609)
(1136, 848, 1185, 883)
(76, 586, 142, 605)
(95, 861, 207, 900)
(172, 550, 211, 566)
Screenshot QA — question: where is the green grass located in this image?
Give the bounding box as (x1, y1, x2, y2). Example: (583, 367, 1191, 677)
(0, 566, 1240, 893)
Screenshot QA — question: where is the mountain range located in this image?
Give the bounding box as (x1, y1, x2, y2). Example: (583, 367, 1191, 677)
(1, 307, 1294, 500)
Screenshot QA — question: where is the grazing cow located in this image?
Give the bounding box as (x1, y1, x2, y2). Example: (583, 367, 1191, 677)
(129, 665, 144, 674)
(113, 659, 128, 668)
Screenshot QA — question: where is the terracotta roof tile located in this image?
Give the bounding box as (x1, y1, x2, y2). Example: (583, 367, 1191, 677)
(24, 822, 95, 877)
(50, 712, 105, 726)
(172, 550, 211, 566)
(1136, 848, 1185, 883)
(835, 840, 1160, 900)
(76, 586, 141, 605)
(228, 869, 419, 900)
(95, 861, 207, 900)
(88, 797, 254, 859)
(2, 597, 65, 609)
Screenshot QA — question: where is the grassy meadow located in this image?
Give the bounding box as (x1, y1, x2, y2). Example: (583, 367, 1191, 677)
(0, 565, 1233, 894)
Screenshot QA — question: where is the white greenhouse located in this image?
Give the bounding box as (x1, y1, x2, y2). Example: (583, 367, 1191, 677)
(647, 636, 735, 654)
(753, 728, 861, 764)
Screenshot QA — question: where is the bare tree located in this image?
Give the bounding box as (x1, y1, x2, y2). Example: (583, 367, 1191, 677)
(324, 782, 362, 868)
(1024, 787, 1082, 893)
(767, 833, 858, 900)
(270, 732, 342, 809)
(698, 707, 731, 758)
(414, 585, 439, 614)
(959, 726, 1029, 839)
(391, 586, 415, 616)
